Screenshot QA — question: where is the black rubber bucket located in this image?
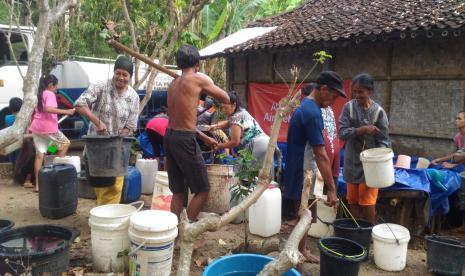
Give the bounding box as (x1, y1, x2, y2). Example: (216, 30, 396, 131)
(0, 225, 79, 275)
(0, 220, 14, 233)
(318, 237, 366, 276)
(333, 218, 374, 260)
(77, 171, 97, 199)
(84, 135, 135, 177)
(425, 235, 465, 275)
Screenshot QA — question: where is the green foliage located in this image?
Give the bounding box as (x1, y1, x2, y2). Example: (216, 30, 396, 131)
(313, 50, 333, 64)
(0, 2, 8, 24)
(218, 149, 260, 201)
(255, 0, 303, 18)
(206, 3, 228, 42)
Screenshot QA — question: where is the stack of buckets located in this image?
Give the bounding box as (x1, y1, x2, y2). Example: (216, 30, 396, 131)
(88, 202, 178, 275)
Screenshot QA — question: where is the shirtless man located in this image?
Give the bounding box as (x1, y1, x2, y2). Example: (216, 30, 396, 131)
(165, 44, 229, 220)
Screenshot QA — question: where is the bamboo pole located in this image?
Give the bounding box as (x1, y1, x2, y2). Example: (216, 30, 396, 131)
(107, 39, 179, 79)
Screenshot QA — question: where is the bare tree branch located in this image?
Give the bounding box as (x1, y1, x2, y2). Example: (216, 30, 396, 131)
(121, 0, 141, 85)
(5, 0, 24, 80)
(259, 171, 317, 275)
(49, 0, 77, 24)
(259, 209, 313, 275)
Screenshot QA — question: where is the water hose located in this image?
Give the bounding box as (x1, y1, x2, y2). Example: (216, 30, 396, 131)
(57, 89, 89, 127)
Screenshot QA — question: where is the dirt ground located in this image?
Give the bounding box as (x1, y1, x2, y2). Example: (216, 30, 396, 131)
(0, 176, 463, 276)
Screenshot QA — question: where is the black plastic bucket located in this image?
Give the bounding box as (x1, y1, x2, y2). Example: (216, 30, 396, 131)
(0, 220, 14, 233)
(77, 171, 97, 199)
(84, 135, 134, 177)
(0, 225, 79, 275)
(333, 218, 374, 260)
(425, 235, 465, 275)
(318, 237, 366, 276)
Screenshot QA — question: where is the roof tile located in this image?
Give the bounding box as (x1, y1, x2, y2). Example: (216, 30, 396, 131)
(226, 0, 465, 55)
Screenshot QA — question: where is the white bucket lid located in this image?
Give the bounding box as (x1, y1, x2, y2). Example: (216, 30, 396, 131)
(90, 204, 137, 219)
(372, 223, 410, 243)
(130, 210, 178, 232)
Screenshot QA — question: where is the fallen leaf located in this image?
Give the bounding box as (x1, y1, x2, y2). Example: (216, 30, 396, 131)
(194, 257, 203, 267)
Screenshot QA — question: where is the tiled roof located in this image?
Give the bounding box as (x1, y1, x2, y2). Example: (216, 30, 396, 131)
(223, 0, 465, 55)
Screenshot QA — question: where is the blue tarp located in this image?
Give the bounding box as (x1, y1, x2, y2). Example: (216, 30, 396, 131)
(337, 156, 463, 217)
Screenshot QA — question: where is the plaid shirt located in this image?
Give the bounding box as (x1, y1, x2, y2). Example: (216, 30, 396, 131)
(75, 80, 140, 135)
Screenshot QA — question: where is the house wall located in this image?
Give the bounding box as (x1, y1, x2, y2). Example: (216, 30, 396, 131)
(228, 35, 465, 156)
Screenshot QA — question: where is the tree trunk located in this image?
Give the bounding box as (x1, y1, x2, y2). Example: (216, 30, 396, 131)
(258, 210, 312, 275)
(176, 82, 303, 275)
(258, 171, 317, 275)
(0, 0, 77, 151)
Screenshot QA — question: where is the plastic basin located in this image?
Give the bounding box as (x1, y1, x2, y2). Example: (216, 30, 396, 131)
(203, 253, 300, 276)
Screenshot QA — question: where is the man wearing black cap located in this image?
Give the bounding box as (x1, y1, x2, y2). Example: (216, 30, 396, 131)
(283, 71, 347, 263)
(75, 55, 140, 205)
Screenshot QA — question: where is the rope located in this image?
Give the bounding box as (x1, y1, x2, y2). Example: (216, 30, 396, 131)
(338, 196, 360, 228)
(319, 240, 365, 259)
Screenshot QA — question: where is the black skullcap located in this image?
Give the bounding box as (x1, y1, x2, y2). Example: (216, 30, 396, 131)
(114, 55, 133, 76)
(316, 71, 347, 98)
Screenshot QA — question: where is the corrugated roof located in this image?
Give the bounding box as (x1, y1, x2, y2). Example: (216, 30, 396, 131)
(199, 27, 276, 58)
(220, 0, 465, 55)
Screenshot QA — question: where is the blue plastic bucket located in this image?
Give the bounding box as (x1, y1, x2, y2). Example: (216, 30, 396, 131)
(203, 253, 300, 276)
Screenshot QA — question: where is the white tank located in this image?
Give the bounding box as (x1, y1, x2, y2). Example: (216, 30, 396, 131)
(51, 61, 115, 89)
(248, 186, 282, 237)
(136, 159, 158, 194)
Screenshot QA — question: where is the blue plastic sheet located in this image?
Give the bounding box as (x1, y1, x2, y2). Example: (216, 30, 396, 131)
(138, 131, 154, 158)
(338, 152, 464, 216)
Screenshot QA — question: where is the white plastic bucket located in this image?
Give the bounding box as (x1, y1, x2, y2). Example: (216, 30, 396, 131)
(128, 210, 178, 276)
(395, 154, 411, 169)
(53, 156, 81, 173)
(416, 157, 430, 169)
(308, 199, 336, 238)
(360, 148, 395, 188)
(151, 171, 172, 211)
(372, 223, 410, 271)
(136, 159, 158, 194)
(89, 201, 143, 272)
(203, 165, 235, 214)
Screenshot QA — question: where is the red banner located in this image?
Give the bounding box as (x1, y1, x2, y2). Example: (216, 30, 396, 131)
(248, 81, 352, 142)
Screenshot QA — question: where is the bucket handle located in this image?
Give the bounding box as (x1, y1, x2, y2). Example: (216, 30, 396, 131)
(101, 201, 145, 232)
(129, 201, 145, 212)
(377, 216, 400, 244)
(128, 239, 148, 257)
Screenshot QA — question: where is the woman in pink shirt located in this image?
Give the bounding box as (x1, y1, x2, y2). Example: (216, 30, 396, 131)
(29, 75, 75, 192)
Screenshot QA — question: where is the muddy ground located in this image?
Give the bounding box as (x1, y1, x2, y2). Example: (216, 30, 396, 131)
(0, 176, 463, 276)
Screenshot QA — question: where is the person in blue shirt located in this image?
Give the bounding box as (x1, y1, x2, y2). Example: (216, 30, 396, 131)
(5, 97, 22, 127)
(284, 71, 347, 263)
(5, 97, 23, 164)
